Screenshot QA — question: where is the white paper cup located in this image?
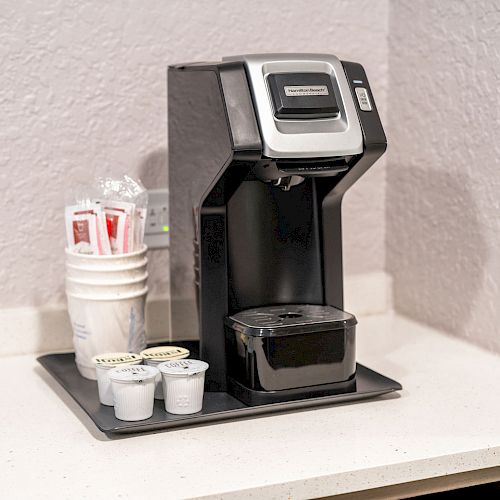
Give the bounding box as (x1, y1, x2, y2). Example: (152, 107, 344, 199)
(140, 346, 190, 399)
(67, 287, 148, 380)
(159, 359, 209, 415)
(65, 274, 148, 297)
(66, 260, 148, 282)
(92, 352, 143, 406)
(65, 245, 147, 268)
(109, 365, 158, 421)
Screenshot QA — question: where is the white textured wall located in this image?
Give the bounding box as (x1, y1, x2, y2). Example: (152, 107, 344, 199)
(4, 0, 497, 356)
(0, 0, 389, 314)
(387, 1, 500, 351)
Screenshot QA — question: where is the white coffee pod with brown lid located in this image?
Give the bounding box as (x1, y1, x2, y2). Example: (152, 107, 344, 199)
(92, 352, 142, 406)
(109, 365, 159, 421)
(140, 346, 190, 362)
(140, 346, 190, 399)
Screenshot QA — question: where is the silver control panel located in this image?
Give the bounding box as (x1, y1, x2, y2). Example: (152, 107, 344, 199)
(355, 87, 372, 112)
(223, 54, 363, 159)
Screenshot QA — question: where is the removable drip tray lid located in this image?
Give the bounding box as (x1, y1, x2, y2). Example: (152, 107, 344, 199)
(225, 304, 357, 337)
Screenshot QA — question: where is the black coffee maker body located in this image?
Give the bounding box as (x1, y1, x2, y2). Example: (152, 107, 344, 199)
(168, 54, 386, 405)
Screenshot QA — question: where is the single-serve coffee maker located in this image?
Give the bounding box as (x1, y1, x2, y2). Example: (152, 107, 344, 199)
(168, 54, 400, 406)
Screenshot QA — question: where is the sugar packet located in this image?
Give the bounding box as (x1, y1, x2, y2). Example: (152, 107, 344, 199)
(99, 200, 136, 254)
(65, 204, 111, 255)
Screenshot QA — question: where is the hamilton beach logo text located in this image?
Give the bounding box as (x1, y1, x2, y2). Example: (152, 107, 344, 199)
(284, 85, 329, 97)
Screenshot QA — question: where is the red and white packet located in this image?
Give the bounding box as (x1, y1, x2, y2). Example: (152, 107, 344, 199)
(104, 209, 128, 254)
(100, 200, 135, 254)
(65, 204, 111, 255)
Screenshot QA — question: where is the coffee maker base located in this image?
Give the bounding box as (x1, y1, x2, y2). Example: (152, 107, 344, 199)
(227, 375, 357, 406)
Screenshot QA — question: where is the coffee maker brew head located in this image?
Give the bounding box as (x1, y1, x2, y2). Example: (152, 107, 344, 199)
(168, 54, 387, 399)
(222, 54, 371, 190)
(224, 54, 364, 159)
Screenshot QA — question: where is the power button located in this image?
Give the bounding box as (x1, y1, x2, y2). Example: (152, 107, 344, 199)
(355, 87, 372, 111)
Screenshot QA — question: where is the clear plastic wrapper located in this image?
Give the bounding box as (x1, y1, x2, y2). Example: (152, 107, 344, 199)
(65, 175, 148, 255)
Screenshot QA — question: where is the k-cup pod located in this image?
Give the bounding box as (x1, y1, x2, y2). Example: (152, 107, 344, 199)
(158, 359, 209, 415)
(140, 346, 190, 400)
(92, 352, 142, 406)
(109, 365, 158, 421)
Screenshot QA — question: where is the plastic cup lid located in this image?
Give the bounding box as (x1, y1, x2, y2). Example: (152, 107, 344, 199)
(158, 359, 209, 376)
(92, 352, 142, 367)
(140, 345, 190, 362)
(109, 365, 158, 383)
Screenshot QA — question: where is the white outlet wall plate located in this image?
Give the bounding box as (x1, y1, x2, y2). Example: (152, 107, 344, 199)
(144, 188, 169, 249)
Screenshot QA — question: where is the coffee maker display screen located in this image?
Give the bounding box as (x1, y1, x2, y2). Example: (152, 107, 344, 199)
(267, 72, 339, 119)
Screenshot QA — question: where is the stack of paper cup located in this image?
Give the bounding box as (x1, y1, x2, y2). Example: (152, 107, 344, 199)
(65, 245, 148, 380)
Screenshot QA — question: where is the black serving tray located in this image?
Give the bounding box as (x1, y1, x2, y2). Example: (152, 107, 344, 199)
(38, 341, 401, 435)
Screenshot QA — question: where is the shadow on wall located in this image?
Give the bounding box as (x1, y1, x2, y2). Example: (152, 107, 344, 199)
(137, 146, 170, 291)
(387, 166, 487, 338)
(138, 148, 168, 189)
(137, 147, 199, 340)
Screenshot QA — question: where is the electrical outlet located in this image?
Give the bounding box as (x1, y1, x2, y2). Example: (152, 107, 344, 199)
(144, 188, 169, 249)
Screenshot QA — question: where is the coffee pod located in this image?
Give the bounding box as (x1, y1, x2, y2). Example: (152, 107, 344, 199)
(140, 346, 190, 399)
(158, 359, 209, 415)
(108, 365, 158, 421)
(92, 352, 142, 406)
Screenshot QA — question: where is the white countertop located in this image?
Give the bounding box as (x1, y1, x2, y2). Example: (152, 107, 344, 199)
(2, 313, 500, 499)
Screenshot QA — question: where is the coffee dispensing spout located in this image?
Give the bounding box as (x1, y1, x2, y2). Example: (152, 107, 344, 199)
(252, 157, 351, 191)
(271, 176, 303, 191)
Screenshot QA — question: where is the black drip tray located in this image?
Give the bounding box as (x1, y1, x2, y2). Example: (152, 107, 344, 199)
(37, 340, 402, 435)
